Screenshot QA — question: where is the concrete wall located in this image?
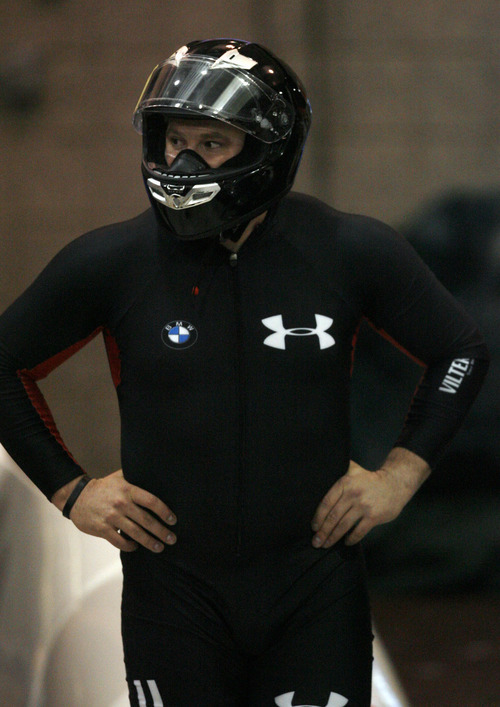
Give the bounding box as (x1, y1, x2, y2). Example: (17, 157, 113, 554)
(0, 0, 498, 479)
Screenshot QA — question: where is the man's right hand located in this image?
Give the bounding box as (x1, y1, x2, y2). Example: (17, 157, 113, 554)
(51, 470, 177, 553)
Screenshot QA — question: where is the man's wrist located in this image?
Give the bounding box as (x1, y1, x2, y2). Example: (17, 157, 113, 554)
(51, 475, 87, 512)
(62, 475, 92, 518)
(379, 447, 431, 493)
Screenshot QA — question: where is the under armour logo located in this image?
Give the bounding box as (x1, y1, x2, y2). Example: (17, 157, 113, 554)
(274, 691, 348, 707)
(262, 314, 335, 350)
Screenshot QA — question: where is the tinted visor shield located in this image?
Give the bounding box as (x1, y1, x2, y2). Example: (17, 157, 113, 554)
(133, 54, 294, 143)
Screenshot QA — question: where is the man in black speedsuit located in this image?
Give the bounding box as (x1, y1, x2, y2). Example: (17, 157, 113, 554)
(0, 39, 489, 706)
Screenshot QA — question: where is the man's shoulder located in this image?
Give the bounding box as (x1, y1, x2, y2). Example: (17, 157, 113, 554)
(66, 208, 158, 260)
(277, 192, 393, 249)
(37, 209, 161, 294)
(278, 192, 345, 227)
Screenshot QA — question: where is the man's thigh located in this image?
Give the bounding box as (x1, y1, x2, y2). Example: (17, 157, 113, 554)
(122, 613, 248, 707)
(248, 583, 373, 707)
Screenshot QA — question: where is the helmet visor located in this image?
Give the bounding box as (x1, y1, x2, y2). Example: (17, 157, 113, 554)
(133, 49, 294, 143)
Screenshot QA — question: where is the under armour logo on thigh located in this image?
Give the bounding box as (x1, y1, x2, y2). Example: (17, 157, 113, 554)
(274, 691, 348, 707)
(262, 314, 335, 350)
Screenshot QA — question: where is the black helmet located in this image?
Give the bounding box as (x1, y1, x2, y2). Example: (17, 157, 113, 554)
(133, 38, 312, 240)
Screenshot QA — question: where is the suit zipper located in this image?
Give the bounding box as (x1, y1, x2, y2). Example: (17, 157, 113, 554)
(230, 251, 244, 556)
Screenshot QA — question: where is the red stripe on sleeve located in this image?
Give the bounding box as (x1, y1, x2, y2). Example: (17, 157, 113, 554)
(364, 318, 427, 368)
(16, 327, 103, 458)
(103, 328, 121, 387)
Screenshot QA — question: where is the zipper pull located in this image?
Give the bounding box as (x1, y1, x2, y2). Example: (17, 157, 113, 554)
(229, 252, 238, 268)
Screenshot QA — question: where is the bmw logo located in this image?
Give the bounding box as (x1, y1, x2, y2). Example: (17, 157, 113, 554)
(161, 320, 198, 349)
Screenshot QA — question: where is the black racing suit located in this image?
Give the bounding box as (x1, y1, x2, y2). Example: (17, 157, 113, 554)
(0, 193, 489, 706)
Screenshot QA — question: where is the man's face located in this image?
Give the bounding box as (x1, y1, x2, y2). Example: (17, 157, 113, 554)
(165, 118, 246, 169)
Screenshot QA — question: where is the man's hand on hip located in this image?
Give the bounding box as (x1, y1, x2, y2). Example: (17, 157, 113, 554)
(52, 469, 177, 553)
(311, 448, 430, 548)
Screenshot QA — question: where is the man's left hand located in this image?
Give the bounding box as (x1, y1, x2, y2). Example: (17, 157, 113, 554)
(311, 449, 430, 547)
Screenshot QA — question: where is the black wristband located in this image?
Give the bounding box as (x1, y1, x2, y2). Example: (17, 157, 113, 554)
(62, 474, 92, 519)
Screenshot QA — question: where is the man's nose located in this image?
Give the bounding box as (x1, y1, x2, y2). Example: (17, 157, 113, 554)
(167, 149, 211, 174)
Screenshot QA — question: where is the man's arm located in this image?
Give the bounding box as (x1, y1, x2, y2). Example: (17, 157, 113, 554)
(310, 216, 490, 548)
(0, 222, 179, 553)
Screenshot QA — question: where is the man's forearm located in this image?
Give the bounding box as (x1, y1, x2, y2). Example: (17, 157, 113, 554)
(379, 446, 431, 500)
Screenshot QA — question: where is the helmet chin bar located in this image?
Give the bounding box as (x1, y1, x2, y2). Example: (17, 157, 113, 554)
(147, 177, 221, 209)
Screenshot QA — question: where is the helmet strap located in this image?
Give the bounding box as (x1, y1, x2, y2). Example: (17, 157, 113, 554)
(219, 223, 247, 243)
(219, 205, 276, 245)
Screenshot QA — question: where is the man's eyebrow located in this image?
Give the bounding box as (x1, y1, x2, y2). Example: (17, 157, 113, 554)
(202, 132, 230, 140)
(166, 127, 230, 140)
(194, 130, 230, 140)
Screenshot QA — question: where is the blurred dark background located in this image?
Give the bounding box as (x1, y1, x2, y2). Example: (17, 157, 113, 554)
(1, 1, 498, 703)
